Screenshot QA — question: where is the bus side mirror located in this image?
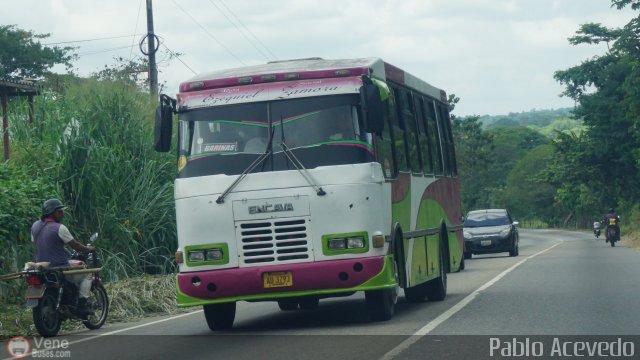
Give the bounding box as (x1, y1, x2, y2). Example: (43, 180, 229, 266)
(154, 94, 176, 152)
(361, 82, 385, 134)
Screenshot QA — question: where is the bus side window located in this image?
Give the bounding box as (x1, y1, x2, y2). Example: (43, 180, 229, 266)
(436, 104, 452, 176)
(400, 90, 422, 175)
(416, 96, 434, 174)
(426, 100, 444, 176)
(442, 108, 458, 176)
(389, 87, 409, 172)
(374, 98, 397, 179)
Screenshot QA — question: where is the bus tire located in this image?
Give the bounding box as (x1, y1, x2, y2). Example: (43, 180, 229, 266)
(425, 238, 448, 302)
(404, 282, 427, 303)
(365, 287, 396, 321)
(203, 302, 236, 331)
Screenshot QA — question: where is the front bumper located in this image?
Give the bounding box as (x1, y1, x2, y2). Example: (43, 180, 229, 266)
(177, 255, 396, 306)
(465, 236, 513, 254)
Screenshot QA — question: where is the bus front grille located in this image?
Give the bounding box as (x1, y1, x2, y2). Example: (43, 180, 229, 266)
(237, 218, 312, 265)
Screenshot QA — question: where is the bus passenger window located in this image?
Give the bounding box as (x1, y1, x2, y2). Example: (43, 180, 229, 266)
(426, 101, 444, 175)
(389, 88, 408, 172)
(437, 104, 451, 176)
(416, 97, 434, 174)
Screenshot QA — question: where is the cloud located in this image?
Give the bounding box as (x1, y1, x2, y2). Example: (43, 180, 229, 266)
(0, 0, 636, 115)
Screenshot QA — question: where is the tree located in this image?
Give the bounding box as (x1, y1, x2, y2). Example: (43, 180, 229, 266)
(0, 25, 75, 80)
(503, 144, 558, 224)
(554, 1, 640, 208)
(92, 56, 150, 90)
(452, 115, 495, 211)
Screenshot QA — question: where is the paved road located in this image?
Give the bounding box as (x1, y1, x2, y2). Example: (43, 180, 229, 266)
(4, 229, 640, 360)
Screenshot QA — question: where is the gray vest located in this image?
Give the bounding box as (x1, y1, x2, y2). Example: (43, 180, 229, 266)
(31, 220, 68, 267)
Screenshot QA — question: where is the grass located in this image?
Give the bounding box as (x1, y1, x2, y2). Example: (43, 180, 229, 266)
(0, 274, 182, 339)
(622, 231, 640, 251)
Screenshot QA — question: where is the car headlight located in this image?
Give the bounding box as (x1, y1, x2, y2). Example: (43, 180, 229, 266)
(463, 231, 473, 239)
(499, 228, 511, 238)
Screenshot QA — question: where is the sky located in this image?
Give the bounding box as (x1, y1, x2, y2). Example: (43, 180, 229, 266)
(1, 0, 637, 116)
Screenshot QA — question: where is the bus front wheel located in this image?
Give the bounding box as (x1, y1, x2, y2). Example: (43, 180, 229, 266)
(365, 287, 396, 321)
(203, 302, 236, 331)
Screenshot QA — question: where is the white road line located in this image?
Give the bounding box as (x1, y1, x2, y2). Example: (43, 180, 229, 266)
(379, 241, 563, 360)
(2, 310, 203, 360)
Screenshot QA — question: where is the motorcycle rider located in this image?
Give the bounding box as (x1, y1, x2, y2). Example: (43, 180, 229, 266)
(602, 208, 621, 243)
(593, 220, 601, 237)
(31, 199, 95, 314)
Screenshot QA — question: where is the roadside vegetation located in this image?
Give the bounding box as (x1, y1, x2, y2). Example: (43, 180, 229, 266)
(452, 0, 640, 237)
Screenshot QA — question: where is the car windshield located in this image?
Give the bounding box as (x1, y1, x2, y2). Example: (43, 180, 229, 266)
(464, 212, 511, 227)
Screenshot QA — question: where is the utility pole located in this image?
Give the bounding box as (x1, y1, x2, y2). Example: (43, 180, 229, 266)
(146, 0, 159, 98)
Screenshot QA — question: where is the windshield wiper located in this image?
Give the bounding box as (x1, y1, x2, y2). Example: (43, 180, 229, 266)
(279, 141, 326, 196)
(216, 127, 275, 204)
(276, 115, 325, 196)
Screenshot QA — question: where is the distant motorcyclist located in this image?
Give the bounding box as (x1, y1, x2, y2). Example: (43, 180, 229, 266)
(602, 208, 621, 243)
(593, 220, 601, 238)
(31, 199, 95, 313)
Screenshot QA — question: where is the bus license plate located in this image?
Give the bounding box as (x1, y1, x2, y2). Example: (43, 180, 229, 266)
(481, 240, 492, 247)
(263, 272, 293, 288)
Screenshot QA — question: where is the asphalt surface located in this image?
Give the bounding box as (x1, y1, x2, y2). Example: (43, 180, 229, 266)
(4, 229, 640, 360)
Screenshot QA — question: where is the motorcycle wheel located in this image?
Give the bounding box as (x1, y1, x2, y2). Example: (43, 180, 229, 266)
(33, 289, 62, 337)
(83, 283, 109, 330)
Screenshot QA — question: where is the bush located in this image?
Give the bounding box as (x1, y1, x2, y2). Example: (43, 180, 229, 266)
(2, 78, 177, 304)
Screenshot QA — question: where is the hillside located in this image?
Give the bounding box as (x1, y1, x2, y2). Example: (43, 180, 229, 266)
(468, 108, 582, 138)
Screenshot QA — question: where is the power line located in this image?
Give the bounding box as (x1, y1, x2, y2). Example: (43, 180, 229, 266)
(129, 0, 144, 59)
(170, 0, 245, 65)
(161, 42, 197, 75)
(42, 34, 144, 46)
(207, 0, 272, 62)
(218, 0, 278, 60)
(77, 45, 133, 56)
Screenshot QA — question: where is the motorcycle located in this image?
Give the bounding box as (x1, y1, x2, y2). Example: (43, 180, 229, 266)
(23, 233, 109, 337)
(605, 226, 620, 247)
(594, 227, 600, 238)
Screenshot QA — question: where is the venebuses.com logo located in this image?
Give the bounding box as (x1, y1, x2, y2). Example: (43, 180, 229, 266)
(5, 336, 71, 359)
(6, 337, 30, 358)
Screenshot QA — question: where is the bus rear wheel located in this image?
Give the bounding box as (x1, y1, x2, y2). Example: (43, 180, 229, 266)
(203, 302, 236, 331)
(425, 241, 448, 301)
(404, 282, 427, 303)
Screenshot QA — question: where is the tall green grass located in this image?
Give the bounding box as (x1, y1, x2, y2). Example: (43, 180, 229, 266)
(2, 79, 177, 300)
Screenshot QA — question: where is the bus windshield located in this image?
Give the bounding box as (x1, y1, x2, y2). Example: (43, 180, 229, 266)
(178, 95, 375, 177)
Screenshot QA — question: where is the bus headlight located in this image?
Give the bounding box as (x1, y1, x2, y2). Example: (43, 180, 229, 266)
(328, 238, 347, 250)
(346, 236, 365, 249)
(205, 249, 224, 261)
(188, 250, 205, 262)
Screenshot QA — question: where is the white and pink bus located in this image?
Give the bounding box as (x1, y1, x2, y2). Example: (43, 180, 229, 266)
(154, 57, 463, 330)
